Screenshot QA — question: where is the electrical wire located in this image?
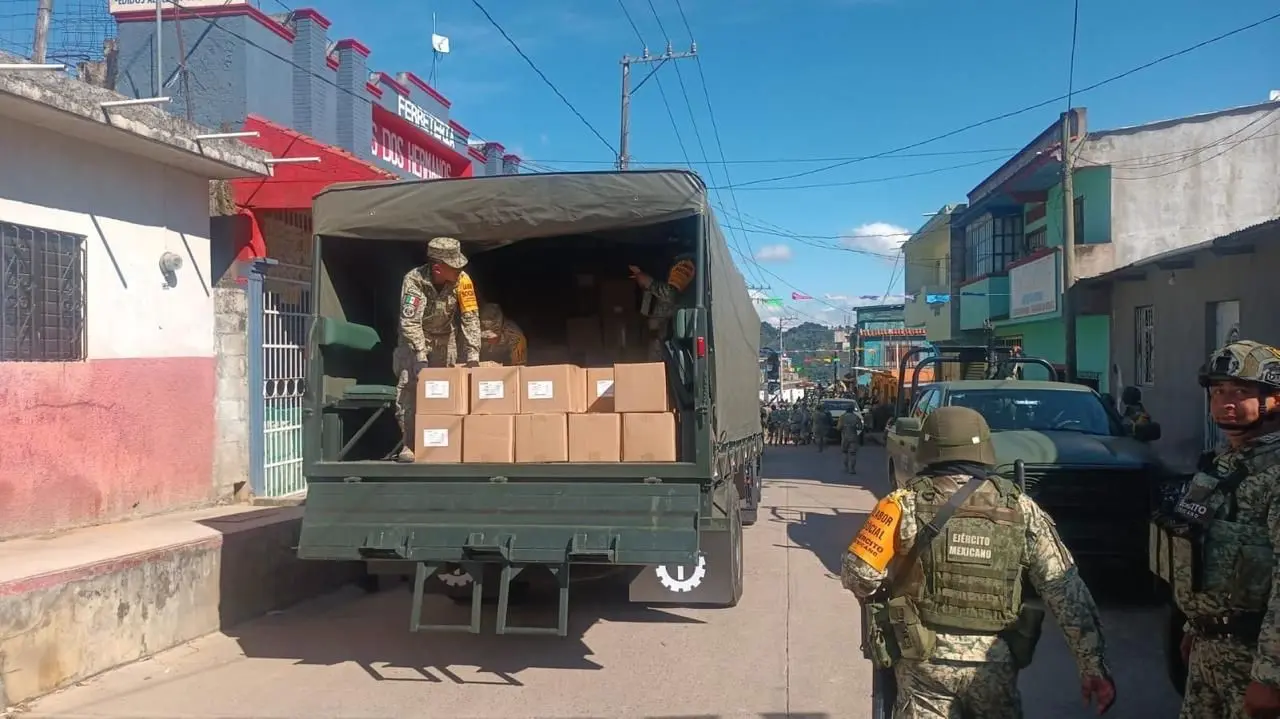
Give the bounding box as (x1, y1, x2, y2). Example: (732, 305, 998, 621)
(724, 10, 1280, 189)
(525, 146, 1023, 166)
(616, 0, 692, 169)
(469, 0, 616, 155)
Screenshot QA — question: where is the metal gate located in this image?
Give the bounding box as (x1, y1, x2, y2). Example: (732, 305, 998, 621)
(246, 257, 312, 498)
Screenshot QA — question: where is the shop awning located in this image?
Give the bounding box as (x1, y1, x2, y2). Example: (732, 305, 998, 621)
(231, 114, 396, 210)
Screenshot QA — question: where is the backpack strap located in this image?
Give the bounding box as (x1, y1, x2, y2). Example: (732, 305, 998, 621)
(886, 470, 991, 594)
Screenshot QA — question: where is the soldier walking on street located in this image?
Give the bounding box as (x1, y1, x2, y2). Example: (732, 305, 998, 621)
(393, 237, 482, 462)
(842, 406, 1116, 718)
(1152, 340, 1280, 719)
(838, 409, 862, 473)
(814, 404, 833, 452)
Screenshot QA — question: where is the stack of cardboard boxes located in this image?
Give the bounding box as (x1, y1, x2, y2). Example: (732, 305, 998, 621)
(411, 361, 676, 463)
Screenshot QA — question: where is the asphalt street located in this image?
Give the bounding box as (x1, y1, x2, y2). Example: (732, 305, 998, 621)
(23, 444, 1183, 719)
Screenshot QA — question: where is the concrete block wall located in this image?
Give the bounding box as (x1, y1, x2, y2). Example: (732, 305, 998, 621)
(213, 285, 249, 499)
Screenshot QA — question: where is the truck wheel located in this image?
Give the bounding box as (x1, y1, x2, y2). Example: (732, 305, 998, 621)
(724, 489, 745, 607)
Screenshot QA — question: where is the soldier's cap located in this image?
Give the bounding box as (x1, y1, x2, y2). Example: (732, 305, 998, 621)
(426, 236, 468, 269)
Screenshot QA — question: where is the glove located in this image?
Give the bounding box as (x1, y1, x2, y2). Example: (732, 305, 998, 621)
(1245, 682, 1280, 718)
(1080, 673, 1116, 715)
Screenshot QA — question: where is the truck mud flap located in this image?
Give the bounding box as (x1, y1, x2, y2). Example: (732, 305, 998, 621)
(298, 480, 702, 567)
(628, 504, 744, 607)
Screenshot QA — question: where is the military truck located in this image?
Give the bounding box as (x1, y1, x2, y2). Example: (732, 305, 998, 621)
(296, 170, 764, 636)
(884, 346, 1171, 579)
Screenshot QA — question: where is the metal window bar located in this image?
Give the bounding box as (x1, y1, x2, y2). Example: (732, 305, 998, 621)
(246, 259, 312, 498)
(0, 221, 86, 362)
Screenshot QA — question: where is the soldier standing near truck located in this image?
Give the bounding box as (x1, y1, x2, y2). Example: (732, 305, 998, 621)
(842, 406, 1115, 718)
(631, 252, 696, 361)
(393, 237, 482, 462)
(478, 303, 528, 366)
(1152, 340, 1280, 718)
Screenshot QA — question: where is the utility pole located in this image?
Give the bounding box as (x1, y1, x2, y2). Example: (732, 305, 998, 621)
(777, 315, 798, 395)
(1060, 110, 1079, 383)
(31, 0, 53, 64)
(617, 43, 697, 170)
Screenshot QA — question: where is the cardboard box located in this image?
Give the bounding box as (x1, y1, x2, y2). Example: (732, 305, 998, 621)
(469, 366, 520, 415)
(515, 413, 569, 462)
(621, 412, 677, 462)
(415, 367, 469, 415)
(586, 367, 616, 413)
(413, 414, 464, 462)
(566, 316, 603, 352)
(601, 313, 642, 351)
(463, 414, 515, 463)
(569, 413, 621, 462)
(529, 345, 572, 366)
(613, 362, 669, 413)
(519, 364, 586, 414)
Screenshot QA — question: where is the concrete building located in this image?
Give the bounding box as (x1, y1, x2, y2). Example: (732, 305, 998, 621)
(1083, 217, 1280, 472)
(902, 204, 962, 342)
(108, 3, 518, 181)
(854, 303, 929, 383)
(0, 55, 269, 539)
(952, 99, 1280, 393)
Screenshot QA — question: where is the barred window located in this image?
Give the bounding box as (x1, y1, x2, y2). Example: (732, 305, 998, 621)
(1135, 305, 1155, 386)
(1, 221, 87, 361)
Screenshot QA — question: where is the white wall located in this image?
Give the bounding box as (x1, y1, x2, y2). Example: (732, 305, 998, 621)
(0, 117, 214, 361)
(1084, 103, 1280, 269)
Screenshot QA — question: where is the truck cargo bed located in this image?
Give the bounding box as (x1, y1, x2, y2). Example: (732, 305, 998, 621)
(305, 460, 703, 480)
(299, 478, 703, 566)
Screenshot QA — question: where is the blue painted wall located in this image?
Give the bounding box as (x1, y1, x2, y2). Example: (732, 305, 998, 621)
(112, 7, 508, 178)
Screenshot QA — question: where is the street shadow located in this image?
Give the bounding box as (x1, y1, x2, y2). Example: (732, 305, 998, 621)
(768, 504, 868, 579)
(218, 561, 705, 684)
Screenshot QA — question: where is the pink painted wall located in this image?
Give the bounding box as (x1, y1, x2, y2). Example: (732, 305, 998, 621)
(0, 358, 216, 539)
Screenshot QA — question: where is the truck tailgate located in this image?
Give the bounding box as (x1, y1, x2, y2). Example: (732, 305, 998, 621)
(299, 480, 702, 566)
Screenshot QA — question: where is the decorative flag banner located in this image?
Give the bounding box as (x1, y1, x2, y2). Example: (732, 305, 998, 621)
(754, 297, 784, 307)
(791, 292, 813, 300)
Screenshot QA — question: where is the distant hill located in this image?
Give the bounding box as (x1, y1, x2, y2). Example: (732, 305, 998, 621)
(760, 321, 845, 383)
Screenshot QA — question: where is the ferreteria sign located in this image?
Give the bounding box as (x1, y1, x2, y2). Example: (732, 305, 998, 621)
(396, 95, 454, 148)
(109, 0, 247, 11)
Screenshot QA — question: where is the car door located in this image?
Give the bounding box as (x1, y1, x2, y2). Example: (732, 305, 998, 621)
(901, 388, 940, 478)
(889, 387, 938, 486)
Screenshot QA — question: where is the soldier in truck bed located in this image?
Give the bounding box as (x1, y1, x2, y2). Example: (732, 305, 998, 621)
(394, 237, 482, 462)
(478, 303, 528, 366)
(630, 252, 695, 361)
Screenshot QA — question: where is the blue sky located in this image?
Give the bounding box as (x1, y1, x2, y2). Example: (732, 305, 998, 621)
(301, 0, 1278, 326)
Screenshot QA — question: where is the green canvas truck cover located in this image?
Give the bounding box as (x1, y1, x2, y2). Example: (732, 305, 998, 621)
(311, 169, 763, 445)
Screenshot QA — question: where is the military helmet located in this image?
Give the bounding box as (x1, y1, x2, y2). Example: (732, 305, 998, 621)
(916, 406, 996, 466)
(479, 303, 503, 338)
(1198, 340, 1280, 390)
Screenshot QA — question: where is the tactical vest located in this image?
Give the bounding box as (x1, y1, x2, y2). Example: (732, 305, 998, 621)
(1151, 435, 1280, 615)
(905, 474, 1027, 634)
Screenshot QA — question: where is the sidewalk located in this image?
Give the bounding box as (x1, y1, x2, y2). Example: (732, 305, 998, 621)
(0, 503, 363, 708)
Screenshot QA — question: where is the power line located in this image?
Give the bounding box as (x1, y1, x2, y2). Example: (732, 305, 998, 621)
(511, 146, 1023, 166)
(615, 0, 692, 169)
(469, 0, 616, 155)
(716, 156, 1001, 192)
(726, 10, 1280, 189)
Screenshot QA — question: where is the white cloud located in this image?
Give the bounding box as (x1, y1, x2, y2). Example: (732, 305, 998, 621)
(841, 222, 913, 256)
(753, 244, 793, 262)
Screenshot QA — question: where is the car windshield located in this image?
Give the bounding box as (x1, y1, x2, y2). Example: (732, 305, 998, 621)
(822, 400, 858, 412)
(944, 389, 1120, 435)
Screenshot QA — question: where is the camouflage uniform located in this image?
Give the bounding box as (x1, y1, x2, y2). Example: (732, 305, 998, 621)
(1151, 341, 1280, 718)
(637, 255, 695, 361)
(838, 411, 861, 473)
(478, 303, 528, 366)
(843, 406, 1111, 718)
(394, 237, 482, 460)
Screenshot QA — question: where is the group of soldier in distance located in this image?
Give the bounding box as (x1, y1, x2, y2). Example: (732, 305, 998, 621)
(395, 235, 1280, 718)
(840, 339, 1280, 719)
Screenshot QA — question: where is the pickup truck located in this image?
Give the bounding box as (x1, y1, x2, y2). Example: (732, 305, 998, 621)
(885, 356, 1170, 577)
(296, 170, 764, 636)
